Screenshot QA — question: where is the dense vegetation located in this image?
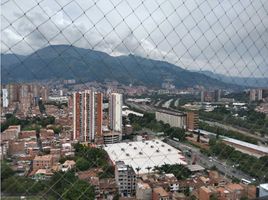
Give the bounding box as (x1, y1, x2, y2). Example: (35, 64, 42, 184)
(1, 161, 49, 197)
(199, 106, 268, 135)
(1, 114, 55, 132)
(74, 143, 115, 178)
(49, 171, 95, 200)
(1, 158, 95, 199)
(154, 164, 191, 180)
(199, 121, 258, 144)
(204, 139, 268, 182)
(128, 113, 186, 141)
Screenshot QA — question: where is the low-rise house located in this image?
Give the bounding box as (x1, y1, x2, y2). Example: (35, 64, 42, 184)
(61, 160, 76, 172)
(1, 125, 21, 141)
(33, 154, 53, 170)
(136, 182, 152, 200)
(152, 187, 169, 200)
(34, 169, 53, 180)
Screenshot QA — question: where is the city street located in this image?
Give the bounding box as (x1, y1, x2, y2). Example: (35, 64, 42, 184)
(165, 138, 254, 181)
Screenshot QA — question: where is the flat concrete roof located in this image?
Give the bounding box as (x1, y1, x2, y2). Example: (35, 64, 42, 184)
(196, 129, 268, 154)
(223, 138, 268, 154)
(156, 110, 186, 117)
(187, 164, 205, 172)
(104, 139, 187, 174)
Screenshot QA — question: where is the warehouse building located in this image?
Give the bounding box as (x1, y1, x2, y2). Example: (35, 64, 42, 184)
(104, 140, 187, 175)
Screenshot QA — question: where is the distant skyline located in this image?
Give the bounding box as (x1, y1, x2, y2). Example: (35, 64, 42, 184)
(2, 0, 268, 78)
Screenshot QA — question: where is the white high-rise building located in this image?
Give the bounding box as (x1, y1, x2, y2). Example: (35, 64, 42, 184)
(73, 90, 103, 142)
(2, 89, 9, 108)
(249, 89, 256, 102)
(109, 93, 123, 133)
(257, 89, 263, 101)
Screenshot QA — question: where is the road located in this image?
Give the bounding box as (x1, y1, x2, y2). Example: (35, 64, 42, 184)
(126, 102, 156, 113)
(200, 119, 266, 142)
(126, 101, 259, 181)
(162, 99, 173, 108)
(165, 138, 254, 181)
(126, 101, 264, 143)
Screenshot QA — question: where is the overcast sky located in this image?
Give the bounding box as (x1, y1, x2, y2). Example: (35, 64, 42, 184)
(1, 0, 268, 78)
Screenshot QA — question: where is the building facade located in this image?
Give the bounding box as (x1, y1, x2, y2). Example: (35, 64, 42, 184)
(115, 161, 136, 197)
(155, 110, 186, 129)
(109, 93, 123, 133)
(257, 89, 263, 101)
(186, 111, 199, 131)
(250, 89, 256, 101)
(73, 90, 103, 142)
(33, 155, 53, 170)
(2, 88, 9, 108)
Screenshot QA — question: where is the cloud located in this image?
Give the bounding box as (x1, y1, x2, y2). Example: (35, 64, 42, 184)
(1, 0, 268, 78)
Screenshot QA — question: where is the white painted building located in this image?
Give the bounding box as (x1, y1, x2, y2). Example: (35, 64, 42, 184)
(259, 183, 268, 198)
(2, 88, 9, 107)
(104, 140, 187, 175)
(109, 93, 123, 132)
(155, 110, 186, 129)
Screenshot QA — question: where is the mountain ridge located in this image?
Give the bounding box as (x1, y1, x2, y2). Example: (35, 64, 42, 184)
(197, 70, 268, 88)
(1, 45, 240, 89)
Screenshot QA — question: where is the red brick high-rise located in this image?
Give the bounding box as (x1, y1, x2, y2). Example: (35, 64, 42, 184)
(73, 90, 103, 142)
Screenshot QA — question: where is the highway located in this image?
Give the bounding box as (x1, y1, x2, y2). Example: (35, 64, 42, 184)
(165, 138, 254, 181)
(126, 101, 265, 143)
(126, 101, 258, 181)
(200, 119, 267, 143)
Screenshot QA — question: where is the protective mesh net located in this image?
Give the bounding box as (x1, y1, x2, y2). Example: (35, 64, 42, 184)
(1, 0, 268, 199)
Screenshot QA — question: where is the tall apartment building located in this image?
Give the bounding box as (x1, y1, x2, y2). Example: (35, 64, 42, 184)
(257, 89, 263, 101)
(214, 89, 221, 102)
(115, 161, 136, 197)
(2, 88, 9, 108)
(186, 111, 199, 131)
(4, 83, 48, 105)
(155, 110, 186, 129)
(73, 90, 103, 142)
(200, 91, 204, 102)
(249, 89, 256, 102)
(109, 93, 123, 132)
(8, 83, 19, 102)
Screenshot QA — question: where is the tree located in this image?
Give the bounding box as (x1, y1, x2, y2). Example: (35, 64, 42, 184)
(156, 164, 191, 180)
(52, 126, 62, 135)
(76, 157, 90, 171)
(48, 171, 76, 198)
(136, 167, 141, 177)
(146, 166, 152, 175)
(197, 130, 201, 142)
(216, 127, 220, 139)
(98, 165, 114, 178)
(209, 138, 217, 146)
(210, 194, 218, 200)
(184, 186, 190, 196)
(1, 162, 15, 181)
(2, 176, 47, 195)
(62, 180, 95, 200)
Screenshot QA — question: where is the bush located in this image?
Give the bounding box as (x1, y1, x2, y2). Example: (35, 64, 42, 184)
(76, 157, 90, 171)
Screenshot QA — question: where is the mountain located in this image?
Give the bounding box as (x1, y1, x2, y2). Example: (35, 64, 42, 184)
(1, 45, 239, 89)
(1, 53, 26, 67)
(198, 70, 268, 88)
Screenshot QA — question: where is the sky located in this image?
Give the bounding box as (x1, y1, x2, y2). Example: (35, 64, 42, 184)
(1, 0, 268, 78)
